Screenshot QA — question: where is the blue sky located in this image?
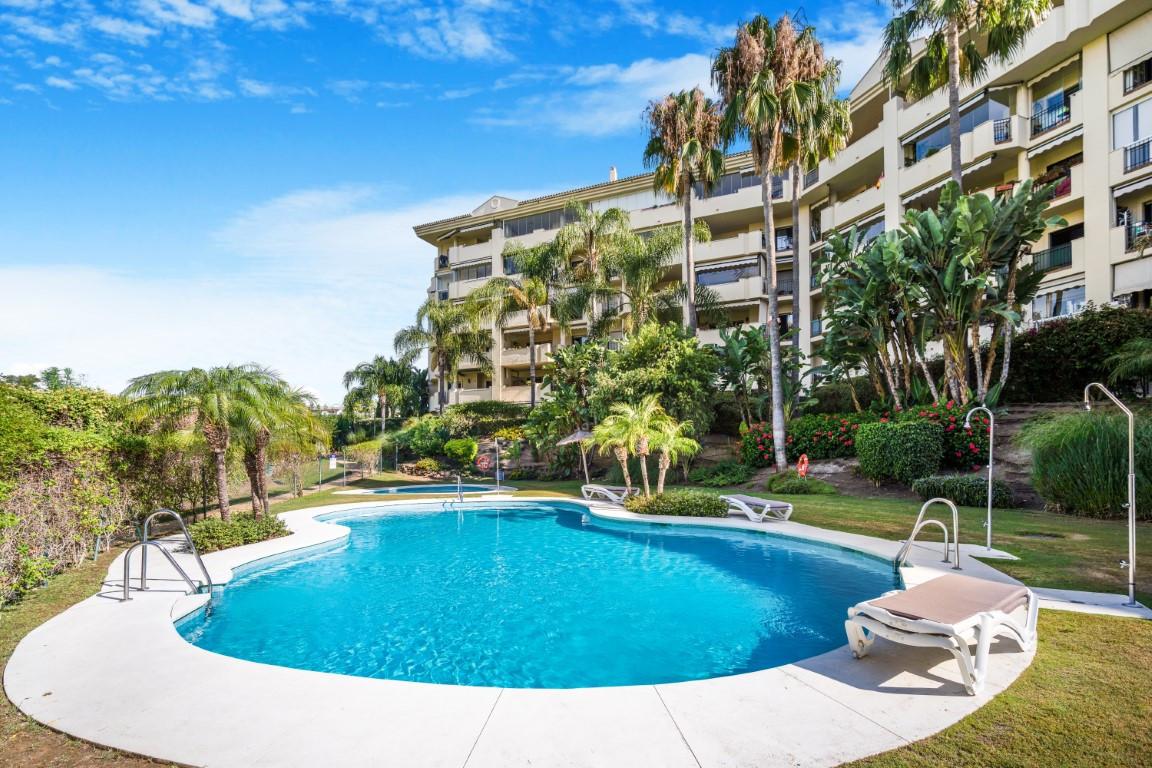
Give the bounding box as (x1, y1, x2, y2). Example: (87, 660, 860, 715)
(0, 0, 889, 403)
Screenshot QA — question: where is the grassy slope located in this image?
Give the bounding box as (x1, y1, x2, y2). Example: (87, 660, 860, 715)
(3, 477, 1150, 767)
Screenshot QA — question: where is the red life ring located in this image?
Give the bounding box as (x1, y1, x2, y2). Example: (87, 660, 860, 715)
(797, 454, 810, 478)
(475, 454, 493, 471)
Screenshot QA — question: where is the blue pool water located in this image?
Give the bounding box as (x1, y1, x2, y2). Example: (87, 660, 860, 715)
(368, 484, 505, 494)
(179, 501, 898, 688)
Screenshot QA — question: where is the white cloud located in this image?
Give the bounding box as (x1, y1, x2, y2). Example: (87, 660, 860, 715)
(612, 0, 732, 45)
(44, 74, 75, 89)
(386, 7, 510, 62)
(137, 0, 216, 29)
(815, 4, 891, 94)
(474, 53, 714, 137)
(0, 188, 512, 404)
(91, 16, 160, 45)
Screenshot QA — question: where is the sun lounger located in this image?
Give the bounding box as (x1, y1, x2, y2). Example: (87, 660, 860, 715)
(720, 494, 794, 522)
(845, 573, 1038, 695)
(580, 485, 639, 504)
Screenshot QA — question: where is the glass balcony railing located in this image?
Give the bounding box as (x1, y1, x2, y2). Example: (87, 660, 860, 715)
(810, 318, 823, 337)
(1032, 243, 1072, 272)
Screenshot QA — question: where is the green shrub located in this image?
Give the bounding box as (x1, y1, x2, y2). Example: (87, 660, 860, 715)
(765, 469, 836, 495)
(443, 437, 478, 466)
(413, 457, 442, 473)
(1003, 306, 1152, 403)
(688, 460, 753, 487)
(857, 421, 944, 486)
(189, 514, 289, 554)
(901, 400, 990, 470)
(400, 415, 449, 458)
(623, 490, 728, 517)
(911, 474, 1016, 508)
(493, 426, 525, 442)
(807, 377, 879, 414)
(442, 401, 528, 437)
(1019, 412, 1152, 519)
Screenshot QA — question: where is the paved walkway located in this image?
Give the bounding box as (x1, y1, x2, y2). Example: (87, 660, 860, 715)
(6, 498, 1049, 768)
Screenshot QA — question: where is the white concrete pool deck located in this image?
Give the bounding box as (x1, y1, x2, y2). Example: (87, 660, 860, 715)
(6, 497, 1049, 768)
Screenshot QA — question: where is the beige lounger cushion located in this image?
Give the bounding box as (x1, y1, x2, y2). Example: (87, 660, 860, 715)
(725, 494, 791, 510)
(867, 574, 1030, 626)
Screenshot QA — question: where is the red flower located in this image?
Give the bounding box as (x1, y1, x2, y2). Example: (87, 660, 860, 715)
(972, 464, 982, 471)
(879, 417, 889, 423)
(969, 442, 978, 452)
(846, 439, 853, 446)
(949, 415, 956, 422)
(946, 424, 955, 432)
(955, 451, 963, 457)
(946, 400, 955, 409)
(918, 410, 926, 417)
(852, 423, 860, 430)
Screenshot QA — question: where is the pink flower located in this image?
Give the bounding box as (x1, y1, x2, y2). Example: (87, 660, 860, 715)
(969, 442, 978, 452)
(955, 451, 963, 458)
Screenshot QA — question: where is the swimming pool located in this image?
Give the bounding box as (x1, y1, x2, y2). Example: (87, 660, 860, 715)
(178, 501, 898, 688)
(365, 484, 507, 494)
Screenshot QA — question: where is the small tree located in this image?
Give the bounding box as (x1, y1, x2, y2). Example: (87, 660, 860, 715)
(649, 417, 700, 494)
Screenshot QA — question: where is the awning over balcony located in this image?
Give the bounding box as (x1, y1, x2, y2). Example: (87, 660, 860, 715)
(1113, 174, 1152, 198)
(1027, 126, 1083, 158)
(1115, 256, 1152, 295)
(901, 156, 993, 205)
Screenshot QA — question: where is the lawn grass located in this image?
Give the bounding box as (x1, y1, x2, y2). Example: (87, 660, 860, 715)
(267, 475, 1152, 605)
(847, 610, 1152, 767)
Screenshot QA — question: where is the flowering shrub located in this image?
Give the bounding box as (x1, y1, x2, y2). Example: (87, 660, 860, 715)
(857, 421, 944, 485)
(901, 400, 990, 471)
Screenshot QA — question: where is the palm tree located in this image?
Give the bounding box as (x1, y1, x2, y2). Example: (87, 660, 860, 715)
(394, 298, 491, 414)
(608, 224, 711, 333)
(555, 202, 632, 333)
(342, 356, 411, 434)
(123, 364, 283, 522)
(644, 88, 725, 333)
(236, 383, 322, 516)
(713, 13, 827, 472)
(591, 394, 667, 497)
(649, 417, 699, 494)
(589, 415, 634, 493)
(470, 240, 566, 408)
(1107, 337, 1152, 396)
(882, 0, 1053, 188)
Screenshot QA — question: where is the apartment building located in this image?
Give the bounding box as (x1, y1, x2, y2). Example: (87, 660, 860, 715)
(414, 0, 1152, 406)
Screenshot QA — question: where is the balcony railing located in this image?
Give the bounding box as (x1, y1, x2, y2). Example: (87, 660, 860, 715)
(776, 278, 794, 296)
(1123, 137, 1152, 173)
(803, 167, 819, 188)
(1125, 221, 1152, 252)
(437, 290, 449, 301)
(1033, 243, 1072, 272)
(437, 254, 449, 269)
(810, 318, 823, 337)
(1031, 102, 1070, 137)
(993, 117, 1012, 144)
(810, 272, 821, 290)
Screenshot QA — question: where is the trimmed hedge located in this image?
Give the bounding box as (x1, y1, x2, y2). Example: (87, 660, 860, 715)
(189, 514, 289, 554)
(765, 469, 837, 495)
(909, 400, 990, 470)
(911, 474, 1016, 508)
(857, 421, 944, 486)
(687, 460, 753, 487)
(743, 413, 876, 467)
(623, 490, 728, 517)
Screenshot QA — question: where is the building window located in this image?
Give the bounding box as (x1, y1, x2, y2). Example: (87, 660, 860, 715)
(503, 208, 578, 238)
(775, 226, 794, 252)
(903, 96, 1010, 166)
(696, 171, 761, 198)
(1031, 285, 1085, 321)
(1124, 57, 1152, 95)
(1113, 97, 1152, 149)
(502, 256, 520, 274)
(696, 261, 760, 287)
(455, 263, 492, 282)
(810, 207, 824, 243)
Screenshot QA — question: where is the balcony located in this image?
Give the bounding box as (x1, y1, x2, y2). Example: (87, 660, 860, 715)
(1124, 137, 1152, 173)
(447, 277, 487, 300)
(709, 275, 764, 303)
(1030, 102, 1071, 138)
(1032, 243, 1073, 273)
(447, 240, 495, 266)
(803, 167, 819, 188)
(831, 182, 884, 228)
(822, 122, 884, 181)
(501, 343, 553, 367)
(810, 318, 823, 338)
(502, 384, 548, 404)
(503, 306, 550, 328)
(695, 231, 761, 264)
(454, 388, 493, 404)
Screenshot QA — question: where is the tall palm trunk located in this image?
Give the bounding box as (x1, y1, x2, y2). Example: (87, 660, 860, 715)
(243, 451, 262, 516)
(682, 170, 698, 332)
(528, 324, 537, 408)
(254, 428, 271, 514)
(203, 421, 232, 522)
(657, 451, 671, 495)
(636, 436, 651, 498)
(612, 446, 632, 491)
(789, 161, 802, 372)
(437, 359, 447, 414)
(946, 17, 963, 188)
(760, 154, 788, 472)
(379, 391, 387, 434)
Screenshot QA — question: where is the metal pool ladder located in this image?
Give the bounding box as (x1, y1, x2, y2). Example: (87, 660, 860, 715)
(894, 498, 962, 573)
(121, 509, 213, 602)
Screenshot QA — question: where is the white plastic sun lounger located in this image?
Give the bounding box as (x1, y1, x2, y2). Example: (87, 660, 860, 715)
(845, 573, 1038, 695)
(580, 485, 640, 504)
(720, 494, 794, 522)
